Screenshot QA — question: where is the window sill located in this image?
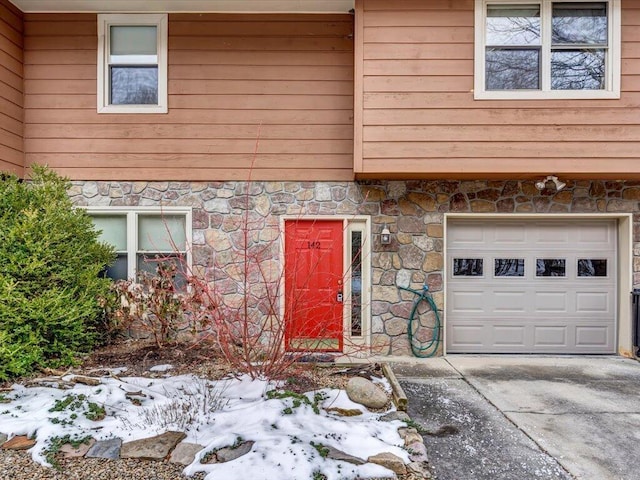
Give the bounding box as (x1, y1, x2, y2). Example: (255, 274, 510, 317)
(474, 90, 621, 101)
(98, 104, 168, 114)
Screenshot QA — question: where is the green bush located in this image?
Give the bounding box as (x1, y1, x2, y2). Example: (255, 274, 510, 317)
(0, 166, 114, 380)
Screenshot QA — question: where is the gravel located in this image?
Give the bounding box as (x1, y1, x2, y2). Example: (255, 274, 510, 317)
(0, 449, 207, 480)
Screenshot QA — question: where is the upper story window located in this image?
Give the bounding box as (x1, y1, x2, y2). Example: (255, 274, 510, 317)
(474, 0, 620, 99)
(97, 14, 168, 113)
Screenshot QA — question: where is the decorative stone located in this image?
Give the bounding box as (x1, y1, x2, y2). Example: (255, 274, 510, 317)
(1, 435, 35, 450)
(379, 411, 411, 423)
(325, 445, 366, 465)
(398, 198, 419, 216)
(203, 198, 230, 213)
(205, 229, 232, 252)
(404, 431, 424, 446)
(470, 199, 496, 213)
(406, 441, 429, 463)
(170, 442, 205, 465)
(367, 452, 407, 475)
(422, 253, 443, 272)
(407, 192, 436, 212)
(398, 245, 423, 269)
(85, 438, 122, 459)
(211, 440, 254, 463)
(325, 407, 363, 416)
(82, 182, 99, 198)
(346, 377, 388, 409)
(496, 198, 515, 212)
(389, 302, 411, 319)
(449, 193, 469, 212)
(425, 224, 442, 238)
(121, 431, 186, 460)
(476, 189, 501, 202)
(60, 438, 95, 458)
(407, 461, 433, 479)
(0, 433, 7, 445)
(372, 286, 399, 304)
(385, 317, 407, 336)
(397, 216, 424, 233)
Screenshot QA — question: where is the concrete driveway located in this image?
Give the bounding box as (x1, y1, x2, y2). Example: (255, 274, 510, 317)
(392, 356, 640, 480)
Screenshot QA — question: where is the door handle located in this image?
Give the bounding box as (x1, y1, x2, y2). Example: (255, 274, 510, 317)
(336, 290, 343, 303)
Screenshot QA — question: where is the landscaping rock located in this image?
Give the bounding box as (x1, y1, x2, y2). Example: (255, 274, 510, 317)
(214, 440, 254, 463)
(59, 439, 95, 458)
(346, 377, 388, 409)
(397, 427, 417, 439)
(0, 434, 7, 445)
(70, 375, 101, 386)
(85, 438, 122, 459)
(367, 452, 407, 476)
(170, 442, 204, 465)
(325, 407, 363, 416)
(403, 431, 424, 446)
(379, 411, 410, 423)
(406, 441, 429, 463)
(324, 445, 365, 465)
(121, 431, 186, 460)
(407, 461, 433, 479)
(1, 436, 35, 451)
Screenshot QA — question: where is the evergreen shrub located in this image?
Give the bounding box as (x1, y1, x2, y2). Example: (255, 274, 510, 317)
(0, 166, 114, 380)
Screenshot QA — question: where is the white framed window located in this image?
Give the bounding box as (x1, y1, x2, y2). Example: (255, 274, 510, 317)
(87, 207, 192, 280)
(97, 14, 168, 113)
(474, 0, 620, 99)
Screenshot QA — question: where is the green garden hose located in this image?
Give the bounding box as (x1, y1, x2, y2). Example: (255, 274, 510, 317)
(397, 285, 441, 358)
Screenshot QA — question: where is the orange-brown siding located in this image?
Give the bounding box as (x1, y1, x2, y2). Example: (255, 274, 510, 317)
(358, 0, 640, 179)
(23, 13, 354, 181)
(0, 0, 23, 176)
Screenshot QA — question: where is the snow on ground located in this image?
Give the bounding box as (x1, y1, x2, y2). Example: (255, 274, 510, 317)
(0, 373, 408, 480)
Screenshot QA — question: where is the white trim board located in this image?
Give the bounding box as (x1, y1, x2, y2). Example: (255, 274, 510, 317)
(9, 0, 355, 13)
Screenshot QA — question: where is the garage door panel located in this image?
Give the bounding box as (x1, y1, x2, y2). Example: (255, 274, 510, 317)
(449, 290, 485, 312)
(449, 324, 485, 347)
(493, 224, 527, 244)
(534, 291, 569, 312)
(534, 326, 568, 347)
(576, 291, 610, 313)
(576, 326, 611, 347)
(493, 325, 526, 347)
(534, 225, 571, 244)
(447, 219, 617, 354)
(494, 291, 527, 312)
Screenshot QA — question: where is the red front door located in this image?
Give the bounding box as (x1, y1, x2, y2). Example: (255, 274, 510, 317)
(285, 220, 344, 351)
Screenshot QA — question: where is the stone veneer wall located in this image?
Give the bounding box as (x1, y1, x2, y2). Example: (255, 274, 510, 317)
(69, 179, 640, 357)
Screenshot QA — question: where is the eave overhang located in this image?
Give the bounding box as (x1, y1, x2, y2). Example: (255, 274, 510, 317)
(9, 0, 355, 13)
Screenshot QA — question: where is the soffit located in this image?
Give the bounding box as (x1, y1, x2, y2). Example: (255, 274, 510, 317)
(9, 0, 354, 13)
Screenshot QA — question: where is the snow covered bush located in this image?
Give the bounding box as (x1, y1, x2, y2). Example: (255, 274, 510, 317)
(0, 166, 115, 380)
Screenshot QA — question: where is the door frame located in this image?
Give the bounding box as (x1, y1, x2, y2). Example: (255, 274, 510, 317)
(280, 215, 372, 354)
(443, 213, 633, 357)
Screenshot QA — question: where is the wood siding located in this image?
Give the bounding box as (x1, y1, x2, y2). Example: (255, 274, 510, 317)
(358, 0, 640, 179)
(23, 13, 354, 181)
(0, 0, 23, 176)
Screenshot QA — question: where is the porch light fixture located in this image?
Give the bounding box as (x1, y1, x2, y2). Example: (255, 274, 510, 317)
(380, 224, 391, 245)
(535, 175, 566, 191)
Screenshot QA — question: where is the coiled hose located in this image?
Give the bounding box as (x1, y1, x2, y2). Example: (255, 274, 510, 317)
(397, 284, 441, 358)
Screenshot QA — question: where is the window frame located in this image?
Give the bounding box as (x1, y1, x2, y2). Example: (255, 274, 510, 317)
(474, 0, 621, 100)
(97, 13, 168, 114)
(86, 207, 192, 280)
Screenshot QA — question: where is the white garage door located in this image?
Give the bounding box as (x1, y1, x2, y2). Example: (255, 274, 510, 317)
(446, 219, 617, 353)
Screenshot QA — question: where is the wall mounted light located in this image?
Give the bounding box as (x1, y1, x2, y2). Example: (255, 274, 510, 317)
(381, 224, 391, 245)
(535, 175, 566, 191)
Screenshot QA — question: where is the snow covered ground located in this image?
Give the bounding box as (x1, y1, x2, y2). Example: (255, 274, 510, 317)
(0, 370, 408, 479)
